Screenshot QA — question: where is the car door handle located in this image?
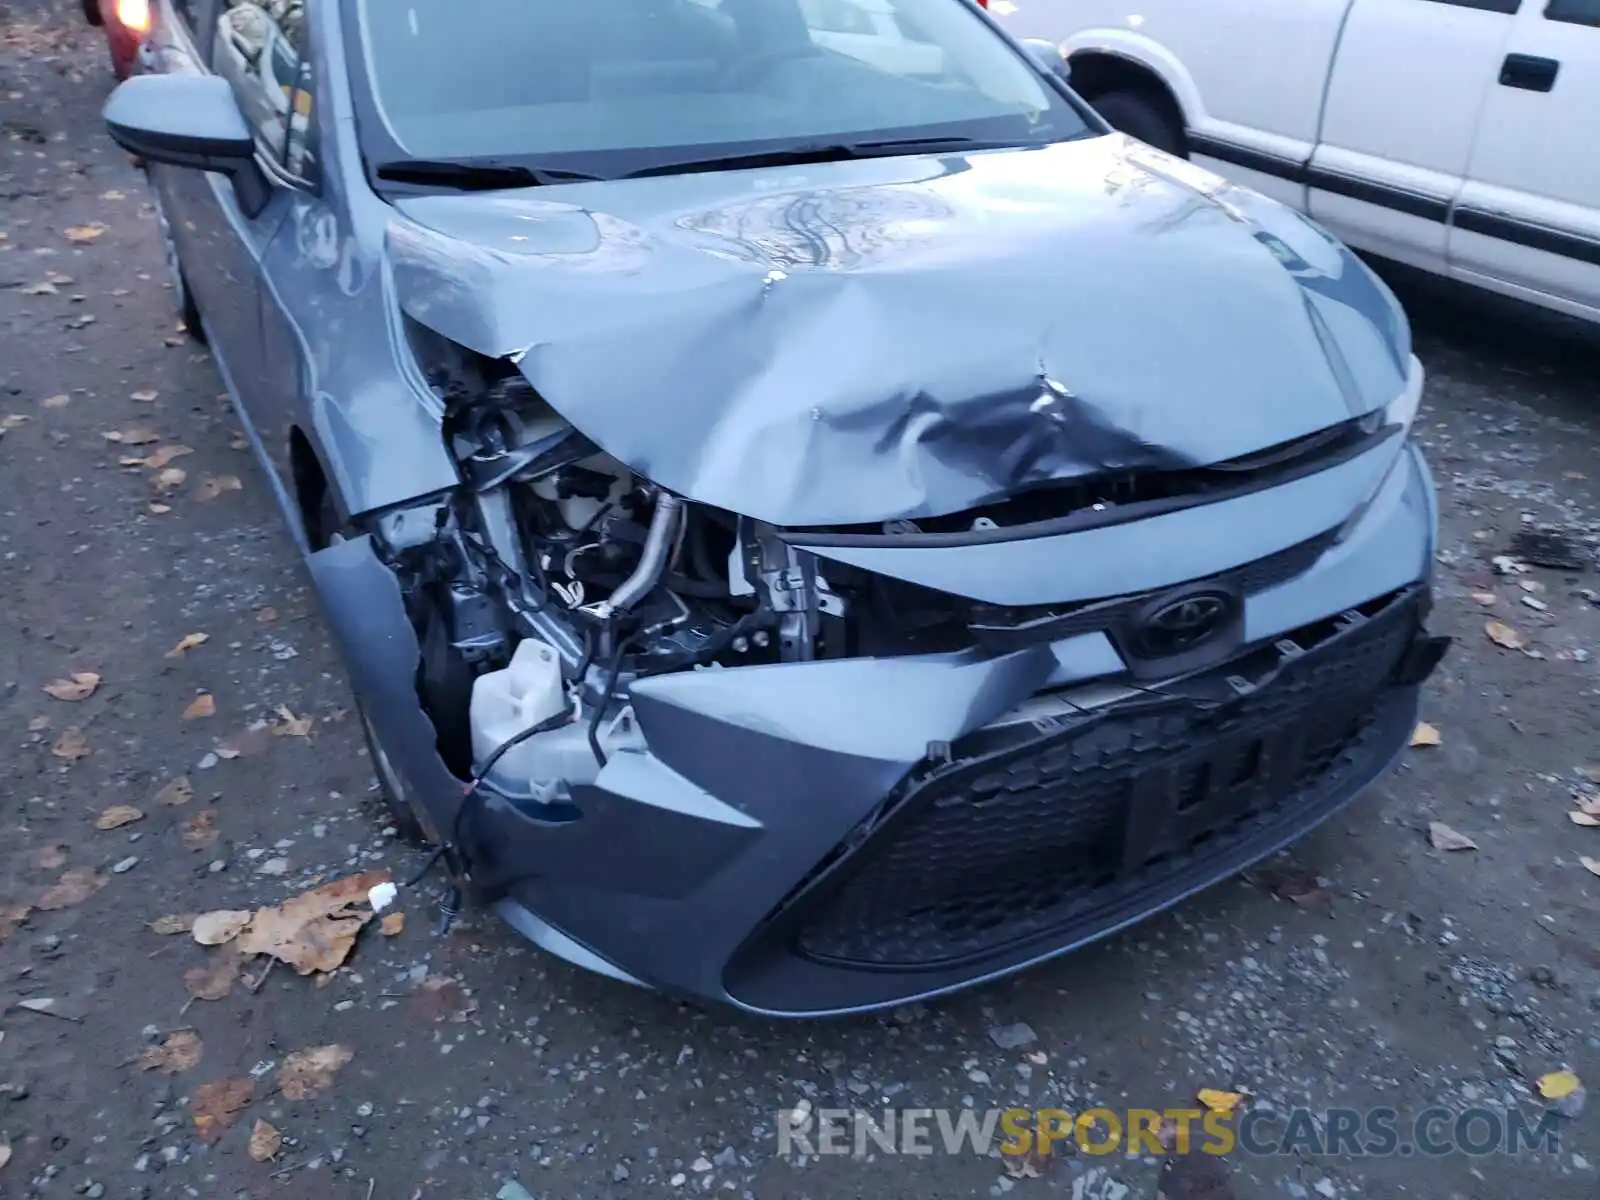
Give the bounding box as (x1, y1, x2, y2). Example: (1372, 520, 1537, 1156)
(1498, 53, 1560, 92)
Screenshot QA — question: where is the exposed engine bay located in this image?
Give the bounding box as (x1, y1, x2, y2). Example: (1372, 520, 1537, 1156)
(371, 326, 981, 806)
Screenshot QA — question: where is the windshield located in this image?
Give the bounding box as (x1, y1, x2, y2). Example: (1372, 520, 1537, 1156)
(350, 0, 1090, 176)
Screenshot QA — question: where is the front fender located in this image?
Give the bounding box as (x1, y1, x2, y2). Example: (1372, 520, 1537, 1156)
(306, 535, 464, 834)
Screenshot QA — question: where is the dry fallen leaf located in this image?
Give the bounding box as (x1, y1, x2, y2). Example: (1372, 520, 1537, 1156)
(0, 904, 30, 943)
(182, 808, 219, 851)
(41, 393, 69, 408)
(42, 672, 100, 701)
(63, 223, 106, 243)
(166, 632, 209, 658)
(149, 913, 196, 935)
(272, 705, 313, 738)
(130, 388, 158, 402)
(36, 868, 105, 910)
(0, 1141, 10, 1170)
(148, 503, 173, 515)
(0, 414, 30, 431)
(236, 870, 392, 975)
(1580, 856, 1600, 877)
(94, 804, 144, 831)
(183, 948, 242, 1001)
(247, 1119, 282, 1163)
(27, 715, 50, 732)
(182, 693, 216, 720)
(140, 1029, 203, 1075)
(36, 844, 68, 870)
(1197, 1088, 1245, 1114)
(196, 473, 243, 502)
(192, 910, 251, 946)
(277, 1044, 354, 1100)
(1410, 722, 1441, 748)
(379, 912, 405, 937)
(1539, 1070, 1581, 1101)
(51, 727, 89, 760)
(256, 607, 279, 624)
(1470, 591, 1497, 606)
(102, 426, 159, 446)
(1485, 620, 1527, 651)
(1428, 821, 1478, 852)
(190, 1077, 254, 1143)
(217, 722, 273, 759)
(155, 776, 194, 806)
(21, 280, 58, 296)
(129, 444, 192, 470)
(1569, 811, 1600, 828)
(153, 467, 187, 492)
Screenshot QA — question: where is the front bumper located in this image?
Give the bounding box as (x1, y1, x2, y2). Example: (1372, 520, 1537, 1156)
(313, 442, 1443, 1016)
(478, 444, 1440, 1015)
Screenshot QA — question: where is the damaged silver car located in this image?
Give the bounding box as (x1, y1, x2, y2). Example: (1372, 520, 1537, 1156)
(105, 0, 1449, 1016)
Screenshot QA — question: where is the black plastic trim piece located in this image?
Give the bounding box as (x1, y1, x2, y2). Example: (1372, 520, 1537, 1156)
(1453, 208, 1600, 267)
(782, 424, 1398, 550)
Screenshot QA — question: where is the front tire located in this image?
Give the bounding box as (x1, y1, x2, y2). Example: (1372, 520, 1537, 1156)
(151, 188, 206, 343)
(1090, 88, 1186, 159)
(358, 705, 430, 845)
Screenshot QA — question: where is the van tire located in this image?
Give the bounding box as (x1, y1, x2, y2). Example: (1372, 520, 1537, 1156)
(1090, 89, 1186, 158)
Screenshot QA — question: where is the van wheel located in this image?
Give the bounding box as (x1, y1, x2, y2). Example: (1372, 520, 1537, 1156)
(1090, 89, 1186, 159)
(82, 0, 103, 25)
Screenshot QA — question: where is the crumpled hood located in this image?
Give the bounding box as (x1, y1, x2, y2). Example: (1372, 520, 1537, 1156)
(389, 134, 1411, 527)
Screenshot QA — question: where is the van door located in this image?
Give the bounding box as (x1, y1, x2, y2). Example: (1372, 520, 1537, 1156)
(1449, 0, 1600, 319)
(1308, 0, 1519, 275)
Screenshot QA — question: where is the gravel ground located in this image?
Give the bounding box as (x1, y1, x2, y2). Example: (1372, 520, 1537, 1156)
(3, 4, 1600, 1198)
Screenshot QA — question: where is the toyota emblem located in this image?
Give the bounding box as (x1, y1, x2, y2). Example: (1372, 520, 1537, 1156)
(1137, 591, 1233, 657)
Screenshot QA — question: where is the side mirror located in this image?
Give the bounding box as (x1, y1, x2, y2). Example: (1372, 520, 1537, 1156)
(103, 74, 271, 218)
(1020, 37, 1070, 82)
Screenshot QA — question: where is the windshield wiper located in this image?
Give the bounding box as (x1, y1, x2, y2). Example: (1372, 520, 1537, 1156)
(621, 135, 1036, 179)
(373, 158, 604, 191)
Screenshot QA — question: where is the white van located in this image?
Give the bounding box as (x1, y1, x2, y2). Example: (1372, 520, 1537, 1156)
(996, 0, 1600, 325)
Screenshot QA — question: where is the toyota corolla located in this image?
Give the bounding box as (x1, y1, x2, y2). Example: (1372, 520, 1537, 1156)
(103, 0, 1448, 1016)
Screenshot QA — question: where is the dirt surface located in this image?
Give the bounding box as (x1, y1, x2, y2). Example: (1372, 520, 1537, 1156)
(4, 4, 1600, 1198)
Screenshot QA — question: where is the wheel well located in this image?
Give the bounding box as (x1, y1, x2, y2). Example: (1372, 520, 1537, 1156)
(289, 428, 330, 546)
(1068, 52, 1185, 128)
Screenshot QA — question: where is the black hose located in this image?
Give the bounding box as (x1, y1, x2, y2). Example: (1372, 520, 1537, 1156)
(587, 632, 633, 768)
(635, 610, 768, 677)
(666, 572, 731, 599)
(689, 512, 722, 583)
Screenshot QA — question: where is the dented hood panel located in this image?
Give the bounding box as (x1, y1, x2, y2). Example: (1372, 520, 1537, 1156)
(389, 134, 1411, 527)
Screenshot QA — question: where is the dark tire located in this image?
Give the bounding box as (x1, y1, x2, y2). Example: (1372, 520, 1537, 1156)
(151, 189, 207, 344)
(358, 704, 430, 845)
(1090, 88, 1186, 158)
(82, 0, 103, 25)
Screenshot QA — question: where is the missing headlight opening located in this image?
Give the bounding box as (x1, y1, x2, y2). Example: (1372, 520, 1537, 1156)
(380, 330, 981, 824)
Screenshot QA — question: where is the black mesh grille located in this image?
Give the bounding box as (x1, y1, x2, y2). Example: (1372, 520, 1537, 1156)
(788, 590, 1419, 971)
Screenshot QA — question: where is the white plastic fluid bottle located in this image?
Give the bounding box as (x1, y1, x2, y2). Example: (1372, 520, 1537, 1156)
(468, 638, 567, 786)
